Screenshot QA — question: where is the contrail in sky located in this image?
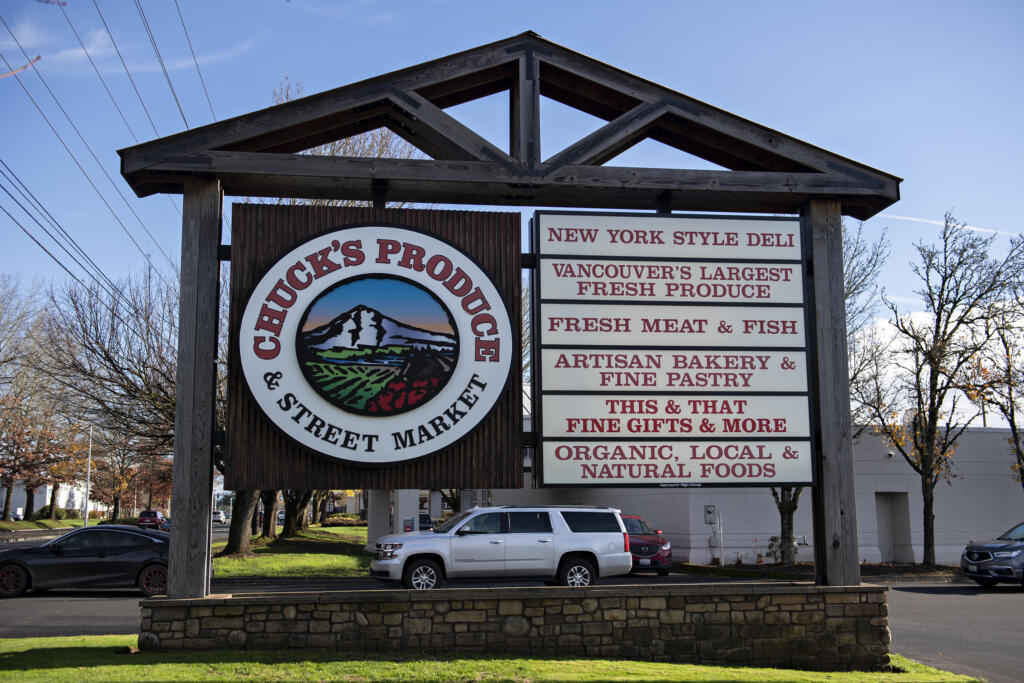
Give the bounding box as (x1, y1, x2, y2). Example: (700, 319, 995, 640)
(880, 214, 1020, 237)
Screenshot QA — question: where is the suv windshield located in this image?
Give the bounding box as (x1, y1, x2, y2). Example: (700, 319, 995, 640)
(433, 510, 473, 533)
(998, 523, 1024, 541)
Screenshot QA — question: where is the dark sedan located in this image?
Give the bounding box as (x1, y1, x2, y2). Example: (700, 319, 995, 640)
(0, 525, 169, 598)
(961, 521, 1024, 588)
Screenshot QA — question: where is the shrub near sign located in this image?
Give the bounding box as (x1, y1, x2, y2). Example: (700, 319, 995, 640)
(534, 211, 815, 487)
(239, 225, 513, 465)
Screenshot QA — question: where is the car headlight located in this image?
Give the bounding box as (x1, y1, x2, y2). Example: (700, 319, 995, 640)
(993, 549, 1022, 558)
(661, 541, 671, 551)
(378, 543, 403, 559)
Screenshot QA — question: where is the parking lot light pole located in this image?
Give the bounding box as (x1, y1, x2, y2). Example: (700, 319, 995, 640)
(82, 425, 92, 527)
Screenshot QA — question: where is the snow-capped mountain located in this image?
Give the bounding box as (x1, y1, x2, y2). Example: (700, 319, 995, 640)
(301, 305, 456, 352)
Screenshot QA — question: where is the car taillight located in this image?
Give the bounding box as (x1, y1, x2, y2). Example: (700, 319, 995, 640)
(624, 533, 630, 553)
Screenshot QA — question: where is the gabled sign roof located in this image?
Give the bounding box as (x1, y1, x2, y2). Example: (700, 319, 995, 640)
(119, 32, 899, 219)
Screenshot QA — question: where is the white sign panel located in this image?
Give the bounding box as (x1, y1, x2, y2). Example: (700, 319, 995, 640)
(542, 441, 812, 486)
(540, 259, 804, 303)
(541, 395, 811, 439)
(541, 303, 805, 348)
(538, 212, 801, 260)
(534, 211, 814, 487)
(540, 349, 808, 393)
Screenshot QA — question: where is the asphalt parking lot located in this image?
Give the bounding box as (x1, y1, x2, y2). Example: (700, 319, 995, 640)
(0, 574, 1019, 681)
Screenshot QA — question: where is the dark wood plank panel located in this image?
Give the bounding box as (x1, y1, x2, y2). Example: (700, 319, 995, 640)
(226, 206, 522, 490)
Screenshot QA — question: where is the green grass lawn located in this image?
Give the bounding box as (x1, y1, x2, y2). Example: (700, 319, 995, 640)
(0, 636, 979, 682)
(211, 526, 370, 579)
(0, 519, 84, 533)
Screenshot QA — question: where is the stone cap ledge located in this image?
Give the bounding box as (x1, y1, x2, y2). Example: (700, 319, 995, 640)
(141, 581, 886, 608)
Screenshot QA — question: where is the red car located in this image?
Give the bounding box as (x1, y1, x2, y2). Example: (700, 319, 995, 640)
(137, 510, 167, 531)
(622, 515, 672, 576)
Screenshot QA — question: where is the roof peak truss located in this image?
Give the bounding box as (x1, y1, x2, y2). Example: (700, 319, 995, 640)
(120, 32, 899, 219)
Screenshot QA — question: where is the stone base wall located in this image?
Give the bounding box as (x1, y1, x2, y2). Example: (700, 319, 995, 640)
(139, 583, 889, 671)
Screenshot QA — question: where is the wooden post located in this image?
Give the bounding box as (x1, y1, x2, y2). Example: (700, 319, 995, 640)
(805, 199, 861, 585)
(167, 177, 222, 598)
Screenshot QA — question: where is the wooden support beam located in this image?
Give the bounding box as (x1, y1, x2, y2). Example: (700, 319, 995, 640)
(805, 199, 861, 586)
(511, 53, 540, 167)
(167, 177, 221, 599)
(385, 89, 515, 165)
(543, 101, 666, 170)
(120, 151, 896, 219)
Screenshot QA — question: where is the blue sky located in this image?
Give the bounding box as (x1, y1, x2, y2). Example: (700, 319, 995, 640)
(1, 0, 1021, 311)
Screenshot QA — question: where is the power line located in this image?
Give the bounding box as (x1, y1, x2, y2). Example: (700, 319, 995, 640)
(0, 25, 177, 278)
(58, 2, 139, 144)
(0, 159, 122, 301)
(91, 0, 160, 138)
(173, 0, 216, 121)
(88, 1, 182, 221)
(134, 0, 189, 129)
(1, 172, 175, 349)
(1, 201, 91, 291)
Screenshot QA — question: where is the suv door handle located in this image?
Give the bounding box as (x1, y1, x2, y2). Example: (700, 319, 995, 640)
(537, 539, 552, 543)
(489, 540, 503, 544)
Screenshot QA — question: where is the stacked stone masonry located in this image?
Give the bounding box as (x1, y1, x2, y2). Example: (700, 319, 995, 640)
(139, 583, 889, 671)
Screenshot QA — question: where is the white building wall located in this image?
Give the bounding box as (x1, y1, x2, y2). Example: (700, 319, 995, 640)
(1, 480, 102, 519)
(491, 428, 1024, 566)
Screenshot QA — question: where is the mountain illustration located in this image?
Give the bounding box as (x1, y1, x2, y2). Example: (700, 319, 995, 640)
(301, 304, 456, 352)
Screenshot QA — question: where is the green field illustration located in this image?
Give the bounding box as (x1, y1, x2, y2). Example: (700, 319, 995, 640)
(302, 360, 400, 412)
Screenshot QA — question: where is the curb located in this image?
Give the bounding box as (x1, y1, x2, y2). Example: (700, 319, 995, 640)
(0, 527, 74, 544)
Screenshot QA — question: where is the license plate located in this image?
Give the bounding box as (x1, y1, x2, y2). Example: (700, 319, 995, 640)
(968, 564, 976, 572)
(639, 559, 650, 566)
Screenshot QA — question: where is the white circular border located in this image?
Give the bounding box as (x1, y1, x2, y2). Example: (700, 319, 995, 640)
(239, 226, 513, 465)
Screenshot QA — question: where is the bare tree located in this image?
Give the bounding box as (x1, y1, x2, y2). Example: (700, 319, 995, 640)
(770, 221, 889, 564)
(963, 301, 1024, 486)
(37, 271, 178, 454)
(864, 213, 1024, 567)
(0, 275, 38, 386)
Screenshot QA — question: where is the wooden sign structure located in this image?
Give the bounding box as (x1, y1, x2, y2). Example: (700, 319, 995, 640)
(119, 32, 900, 597)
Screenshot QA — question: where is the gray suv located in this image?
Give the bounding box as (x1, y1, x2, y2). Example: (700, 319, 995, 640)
(370, 505, 633, 589)
(961, 521, 1024, 588)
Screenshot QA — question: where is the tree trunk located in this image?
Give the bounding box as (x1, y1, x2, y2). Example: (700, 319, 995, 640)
(771, 486, 802, 564)
(220, 490, 259, 555)
(251, 496, 261, 536)
(49, 483, 59, 520)
(922, 478, 936, 568)
(23, 486, 36, 520)
(318, 492, 329, 523)
(111, 494, 121, 522)
(2, 478, 13, 520)
(282, 490, 313, 538)
(260, 490, 278, 540)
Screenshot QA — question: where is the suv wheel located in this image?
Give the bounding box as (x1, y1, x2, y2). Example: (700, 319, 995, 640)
(558, 557, 596, 587)
(403, 558, 443, 589)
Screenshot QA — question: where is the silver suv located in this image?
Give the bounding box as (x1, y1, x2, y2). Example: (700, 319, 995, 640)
(370, 505, 633, 589)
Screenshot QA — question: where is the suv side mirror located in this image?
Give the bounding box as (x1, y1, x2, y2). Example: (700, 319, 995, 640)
(455, 526, 471, 536)
(655, 529, 662, 535)
(50, 544, 62, 555)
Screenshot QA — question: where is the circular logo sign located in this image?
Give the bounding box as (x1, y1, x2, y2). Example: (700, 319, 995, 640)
(239, 225, 513, 465)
